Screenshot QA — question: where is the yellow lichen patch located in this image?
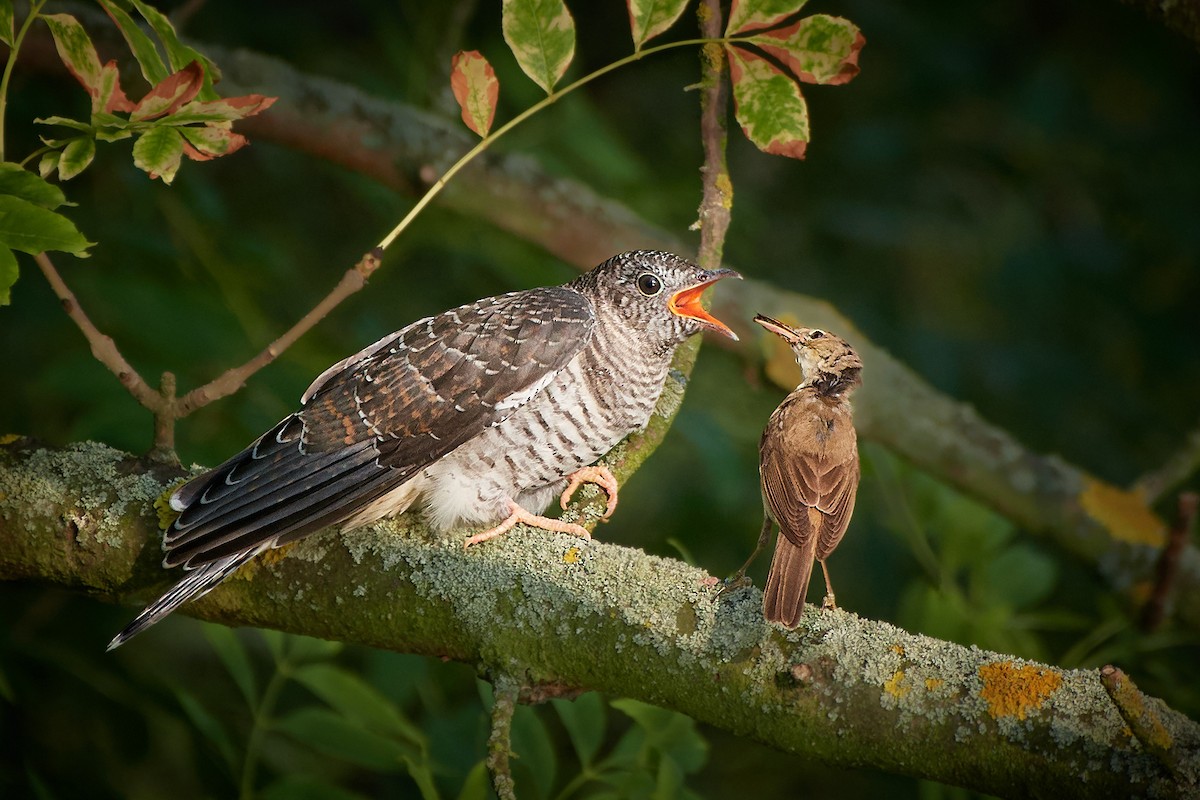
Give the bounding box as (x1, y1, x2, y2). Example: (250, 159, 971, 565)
(1079, 479, 1166, 547)
(563, 546, 581, 564)
(234, 543, 296, 580)
(0, 434, 22, 445)
(891, 643, 905, 657)
(978, 661, 1062, 720)
(884, 670, 910, 698)
(153, 483, 186, 531)
(925, 678, 944, 691)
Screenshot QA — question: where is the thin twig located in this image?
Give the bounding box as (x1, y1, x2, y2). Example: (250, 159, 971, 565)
(33, 252, 163, 412)
(174, 248, 382, 418)
(1140, 492, 1198, 632)
(694, 0, 732, 271)
(487, 674, 520, 800)
(1099, 665, 1189, 782)
(1135, 423, 1200, 506)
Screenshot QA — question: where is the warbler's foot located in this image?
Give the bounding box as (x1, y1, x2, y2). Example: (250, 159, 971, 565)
(716, 572, 753, 599)
(821, 593, 838, 610)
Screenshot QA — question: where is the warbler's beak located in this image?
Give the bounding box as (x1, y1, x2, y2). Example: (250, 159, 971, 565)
(669, 269, 741, 340)
(753, 313, 804, 345)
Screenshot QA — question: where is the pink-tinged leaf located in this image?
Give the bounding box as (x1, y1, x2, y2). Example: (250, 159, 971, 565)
(726, 0, 808, 36)
(748, 15, 864, 85)
(180, 126, 248, 160)
(132, 126, 184, 184)
(727, 46, 809, 159)
(450, 51, 499, 138)
(167, 94, 277, 125)
(42, 14, 103, 94)
(627, 0, 689, 50)
(96, 61, 135, 114)
(502, 0, 576, 94)
(131, 61, 205, 121)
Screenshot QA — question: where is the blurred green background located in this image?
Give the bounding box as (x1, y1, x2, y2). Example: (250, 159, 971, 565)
(2, 0, 1198, 797)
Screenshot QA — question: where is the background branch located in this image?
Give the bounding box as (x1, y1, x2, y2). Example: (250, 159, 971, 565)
(0, 439, 1196, 798)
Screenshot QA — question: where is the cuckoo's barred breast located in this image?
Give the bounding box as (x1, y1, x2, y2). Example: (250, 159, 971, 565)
(109, 250, 739, 649)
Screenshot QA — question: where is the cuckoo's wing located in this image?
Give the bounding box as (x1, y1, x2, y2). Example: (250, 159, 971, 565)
(164, 286, 595, 569)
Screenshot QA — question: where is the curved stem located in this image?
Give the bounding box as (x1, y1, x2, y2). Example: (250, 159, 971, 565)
(240, 656, 291, 800)
(376, 36, 724, 252)
(1, 0, 50, 162)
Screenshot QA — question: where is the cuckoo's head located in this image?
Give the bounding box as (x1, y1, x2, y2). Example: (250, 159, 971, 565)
(754, 314, 862, 397)
(575, 250, 740, 347)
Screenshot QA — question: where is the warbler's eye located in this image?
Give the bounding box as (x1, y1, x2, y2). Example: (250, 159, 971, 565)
(808, 329, 825, 340)
(636, 273, 662, 296)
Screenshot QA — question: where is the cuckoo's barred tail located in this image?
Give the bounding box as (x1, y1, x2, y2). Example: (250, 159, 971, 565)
(762, 533, 817, 629)
(106, 547, 265, 650)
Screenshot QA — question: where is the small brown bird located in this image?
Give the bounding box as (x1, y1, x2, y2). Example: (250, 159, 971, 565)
(109, 251, 739, 649)
(725, 314, 862, 628)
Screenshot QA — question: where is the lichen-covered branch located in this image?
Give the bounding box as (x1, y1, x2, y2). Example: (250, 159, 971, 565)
(1, 441, 1198, 798)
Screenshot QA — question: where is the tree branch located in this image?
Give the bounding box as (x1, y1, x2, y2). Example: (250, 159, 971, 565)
(1, 440, 1197, 798)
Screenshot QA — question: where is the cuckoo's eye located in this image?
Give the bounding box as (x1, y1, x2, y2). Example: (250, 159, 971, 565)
(808, 329, 825, 340)
(636, 272, 663, 296)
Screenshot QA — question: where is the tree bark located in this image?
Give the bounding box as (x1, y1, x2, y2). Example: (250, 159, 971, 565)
(1, 439, 1197, 798)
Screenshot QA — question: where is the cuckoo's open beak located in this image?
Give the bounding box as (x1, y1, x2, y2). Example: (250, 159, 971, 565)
(669, 269, 741, 340)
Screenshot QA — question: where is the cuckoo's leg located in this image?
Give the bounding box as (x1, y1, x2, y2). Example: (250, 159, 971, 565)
(718, 513, 775, 597)
(819, 559, 837, 610)
(463, 500, 592, 549)
(559, 465, 619, 521)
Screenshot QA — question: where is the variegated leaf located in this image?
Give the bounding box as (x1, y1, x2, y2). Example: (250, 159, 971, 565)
(94, 60, 135, 113)
(181, 126, 248, 160)
(132, 126, 184, 184)
(0, 1, 14, 48)
(747, 14, 864, 85)
(450, 51, 499, 137)
(502, 0, 575, 94)
(131, 61, 205, 121)
(58, 137, 96, 180)
(627, 0, 689, 50)
(97, 0, 169, 85)
(726, 0, 808, 36)
(727, 45, 809, 159)
(42, 14, 103, 94)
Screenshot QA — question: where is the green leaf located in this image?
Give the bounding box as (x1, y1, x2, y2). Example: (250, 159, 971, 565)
(132, 126, 183, 183)
(450, 50, 499, 138)
(202, 624, 258, 707)
(511, 705, 557, 799)
(175, 687, 238, 771)
(0, 196, 92, 254)
(726, 45, 809, 159)
(131, 61, 205, 121)
(291, 663, 424, 744)
(726, 0, 809, 36)
(456, 761, 492, 800)
(275, 708, 415, 771)
(0, 245, 17, 305)
(552, 691, 606, 766)
(0, 1, 14, 48)
(96, 0, 169, 85)
(57, 138, 96, 181)
(35, 115, 94, 133)
(610, 699, 708, 774)
(502, 0, 575, 94)
(261, 776, 372, 800)
(746, 14, 864, 85)
(37, 152, 60, 180)
(285, 634, 344, 662)
(627, 0, 689, 50)
(0, 163, 67, 209)
(41, 14, 103, 94)
(127, 0, 220, 99)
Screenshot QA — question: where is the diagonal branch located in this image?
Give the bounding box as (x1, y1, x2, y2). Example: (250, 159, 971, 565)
(1, 440, 1197, 798)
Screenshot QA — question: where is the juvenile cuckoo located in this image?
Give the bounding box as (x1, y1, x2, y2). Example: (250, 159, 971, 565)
(109, 251, 739, 648)
(724, 314, 862, 628)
